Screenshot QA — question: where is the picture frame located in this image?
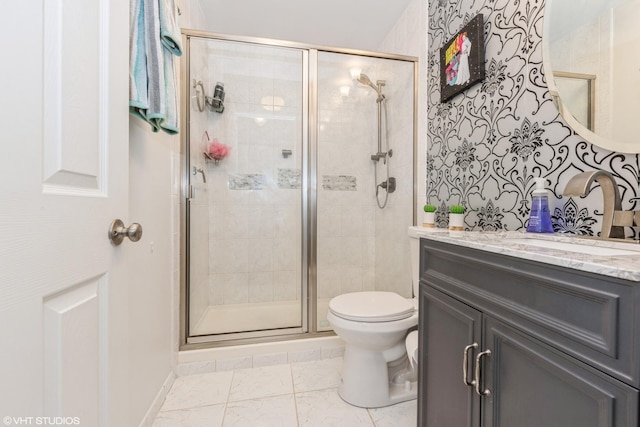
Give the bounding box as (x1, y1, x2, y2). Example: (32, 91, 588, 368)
(440, 14, 485, 103)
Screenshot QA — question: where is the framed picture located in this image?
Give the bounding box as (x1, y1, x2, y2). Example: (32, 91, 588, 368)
(440, 14, 485, 103)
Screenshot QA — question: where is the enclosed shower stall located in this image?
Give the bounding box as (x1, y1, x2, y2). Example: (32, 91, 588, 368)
(180, 30, 416, 346)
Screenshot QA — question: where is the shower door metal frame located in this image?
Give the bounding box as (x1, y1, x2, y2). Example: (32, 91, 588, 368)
(179, 29, 418, 350)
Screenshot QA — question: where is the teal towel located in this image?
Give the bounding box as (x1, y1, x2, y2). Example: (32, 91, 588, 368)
(142, 0, 166, 131)
(129, 0, 149, 116)
(129, 0, 181, 134)
(159, 49, 179, 135)
(157, 0, 180, 134)
(159, 0, 182, 56)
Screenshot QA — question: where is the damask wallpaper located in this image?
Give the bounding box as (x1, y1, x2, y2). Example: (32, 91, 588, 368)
(426, 0, 640, 236)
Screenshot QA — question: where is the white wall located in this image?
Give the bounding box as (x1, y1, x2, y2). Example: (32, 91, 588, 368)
(127, 120, 177, 426)
(125, 2, 201, 424)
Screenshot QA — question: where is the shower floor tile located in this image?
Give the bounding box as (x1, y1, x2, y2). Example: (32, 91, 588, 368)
(152, 357, 417, 427)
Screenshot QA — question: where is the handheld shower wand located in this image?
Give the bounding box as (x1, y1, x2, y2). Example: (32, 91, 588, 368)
(357, 73, 386, 102)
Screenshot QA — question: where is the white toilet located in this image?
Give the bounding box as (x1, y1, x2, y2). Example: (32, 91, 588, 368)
(327, 226, 426, 408)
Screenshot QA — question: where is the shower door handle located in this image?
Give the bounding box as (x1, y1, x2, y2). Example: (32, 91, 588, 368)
(108, 219, 143, 245)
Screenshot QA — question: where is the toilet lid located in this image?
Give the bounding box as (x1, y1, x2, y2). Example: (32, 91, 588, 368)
(329, 292, 415, 322)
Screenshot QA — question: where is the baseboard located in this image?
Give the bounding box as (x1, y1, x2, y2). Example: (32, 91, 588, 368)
(137, 371, 176, 427)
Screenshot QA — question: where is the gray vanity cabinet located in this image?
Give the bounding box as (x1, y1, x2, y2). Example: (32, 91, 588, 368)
(418, 239, 640, 427)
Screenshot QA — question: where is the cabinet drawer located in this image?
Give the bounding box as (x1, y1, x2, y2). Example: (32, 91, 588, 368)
(420, 238, 640, 388)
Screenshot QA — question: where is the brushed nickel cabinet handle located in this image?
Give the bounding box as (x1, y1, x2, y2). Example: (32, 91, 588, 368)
(462, 343, 478, 386)
(474, 349, 492, 397)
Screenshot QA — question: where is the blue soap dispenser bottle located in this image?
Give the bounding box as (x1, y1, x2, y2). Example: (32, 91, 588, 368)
(527, 178, 554, 233)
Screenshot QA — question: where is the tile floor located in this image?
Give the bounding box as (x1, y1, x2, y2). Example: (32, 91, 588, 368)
(152, 357, 417, 427)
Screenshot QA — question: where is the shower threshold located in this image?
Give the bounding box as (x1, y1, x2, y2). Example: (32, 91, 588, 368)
(191, 298, 333, 336)
(192, 300, 301, 335)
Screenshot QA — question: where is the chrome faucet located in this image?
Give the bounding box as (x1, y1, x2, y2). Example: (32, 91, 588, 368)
(562, 171, 624, 239)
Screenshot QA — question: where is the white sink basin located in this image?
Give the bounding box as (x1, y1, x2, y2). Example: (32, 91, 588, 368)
(505, 237, 640, 256)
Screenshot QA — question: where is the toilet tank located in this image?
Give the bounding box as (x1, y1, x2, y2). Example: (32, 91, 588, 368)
(407, 226, 424, 297)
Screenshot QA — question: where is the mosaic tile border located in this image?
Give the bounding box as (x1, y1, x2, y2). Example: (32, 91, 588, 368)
(228, 174, 266, 190)
(321, 175, 357, 191)
(277, 168, 301, 189)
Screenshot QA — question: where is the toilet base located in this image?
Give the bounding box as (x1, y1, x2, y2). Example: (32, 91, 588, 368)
(337, 347, 418, 408)
(338, 380, 417, 409)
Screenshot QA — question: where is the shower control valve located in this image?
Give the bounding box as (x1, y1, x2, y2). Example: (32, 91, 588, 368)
(379, 177, 396, 193)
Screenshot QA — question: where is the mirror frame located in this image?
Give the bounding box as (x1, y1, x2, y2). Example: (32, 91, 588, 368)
(543, 0, 640, 154)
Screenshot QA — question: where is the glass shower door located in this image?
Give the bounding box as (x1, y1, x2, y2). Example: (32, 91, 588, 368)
(186, 37, 306, 341)
(315, 51, 415, 331)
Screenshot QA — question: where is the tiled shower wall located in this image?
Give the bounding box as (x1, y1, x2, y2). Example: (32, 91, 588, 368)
(427, 0, 640, 235)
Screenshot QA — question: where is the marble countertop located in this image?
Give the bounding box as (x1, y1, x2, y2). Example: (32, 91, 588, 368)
(412, 227, 640, 282)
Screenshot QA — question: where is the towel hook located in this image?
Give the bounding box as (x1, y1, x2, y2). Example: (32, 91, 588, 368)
(193, 79, 205, 112)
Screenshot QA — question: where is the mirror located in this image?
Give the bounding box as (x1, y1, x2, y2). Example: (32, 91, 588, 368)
(544, 0, 640, 153)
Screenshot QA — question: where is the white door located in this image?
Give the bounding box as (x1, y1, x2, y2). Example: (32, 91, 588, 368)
(0, 0, 131, 425)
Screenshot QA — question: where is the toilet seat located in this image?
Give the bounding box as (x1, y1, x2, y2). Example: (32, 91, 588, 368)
(329, 291, 415, 322)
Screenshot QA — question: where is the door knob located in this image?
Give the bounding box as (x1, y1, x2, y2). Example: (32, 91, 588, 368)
(109, 219, 143, 245)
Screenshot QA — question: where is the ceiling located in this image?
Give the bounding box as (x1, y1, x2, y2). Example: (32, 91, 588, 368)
(194, 0, 415, 51)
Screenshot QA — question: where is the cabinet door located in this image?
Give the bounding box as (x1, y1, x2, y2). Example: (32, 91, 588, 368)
(419, 285, 482, 427)
(482, 317, 639, 427)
